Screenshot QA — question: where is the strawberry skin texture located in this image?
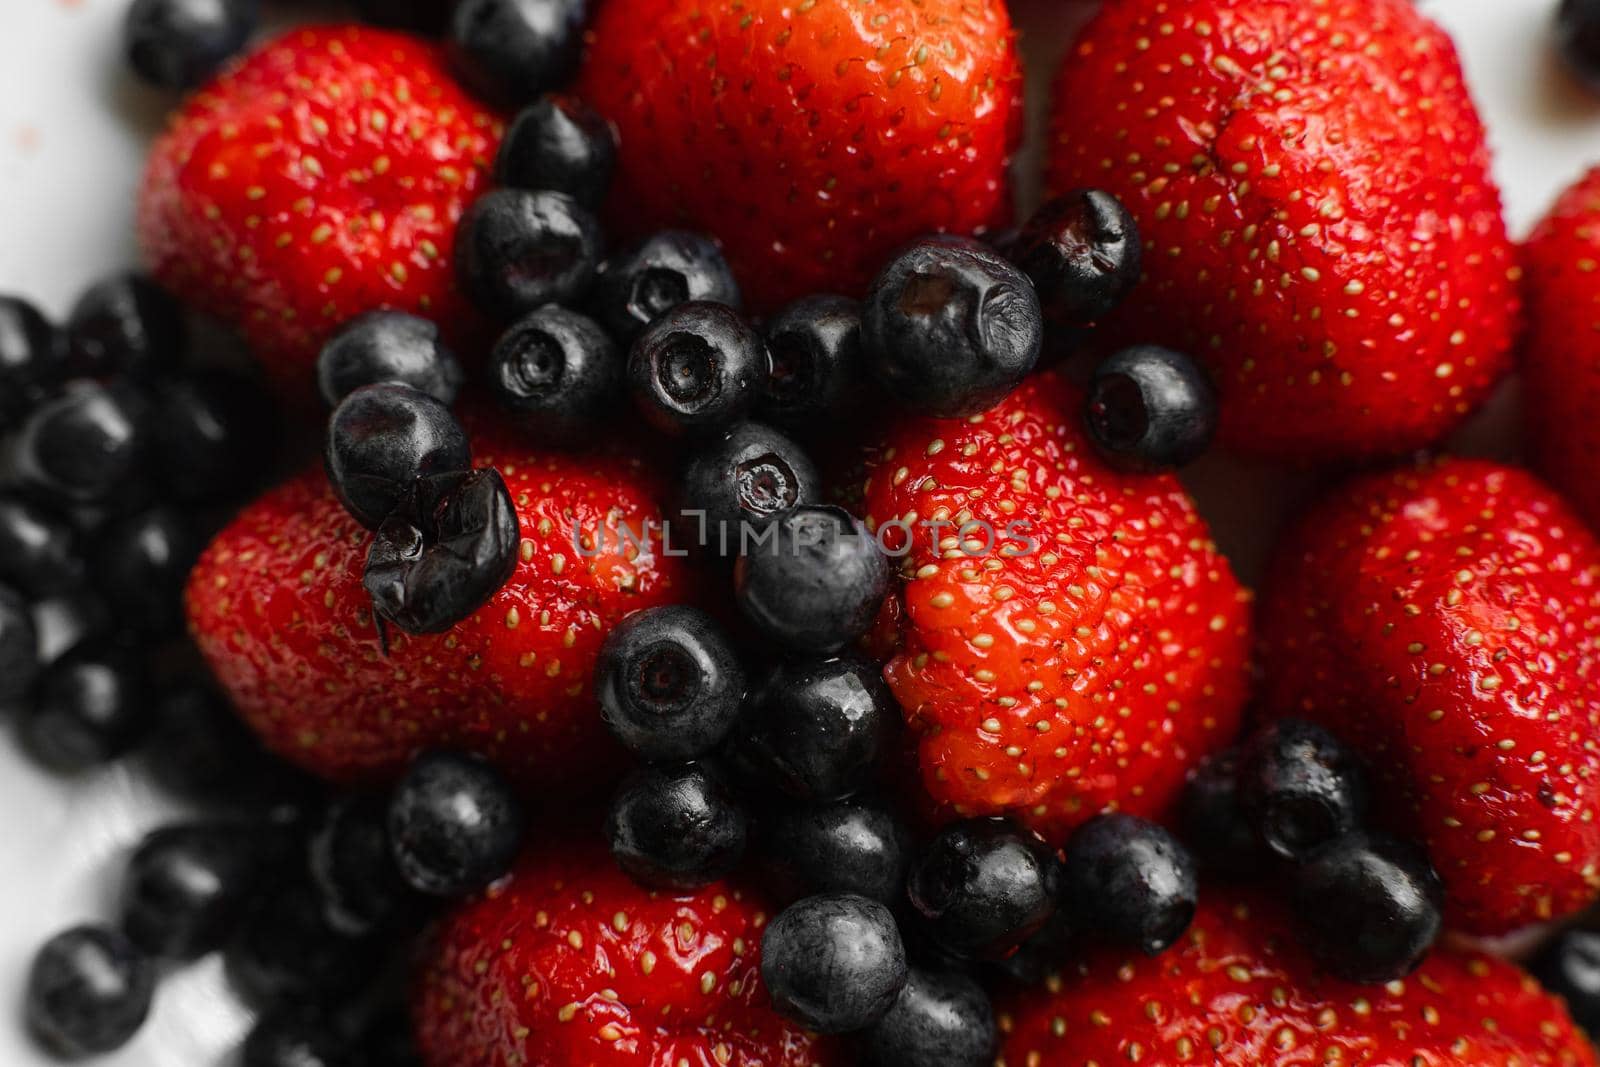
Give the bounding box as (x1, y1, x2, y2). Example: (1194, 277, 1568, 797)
(1524, 166, 1600, 531)
(1047, 0, 1520, 461)
(995, 890, 1597, 1066)
(184, 421, 691, 789)
(138, 26, 502, 397)
(412, 839, 841, 1067)
(1258, 459, 1600, 935)
(577, 0, 1023, 311)
(851, 371, 1253, 840)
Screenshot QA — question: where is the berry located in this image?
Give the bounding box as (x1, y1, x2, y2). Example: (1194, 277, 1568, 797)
(761, 894, 908, 1034)
(760, 294, 867, 427)
(1531, 929, 1600, 1036)
(449, 0, 587, 107)
(64, 272, 185, 379)
(1177, 749, 1262, 875)
(388, 750, 525, 897)
(766, 798, 911, 904)
(862, 968, 995, 1067)
(1059, 813, 1198, 956)
(309, 793, 419, 937)
(728, 654, 894, 802)
(89, 508, 201, 635)
(0, 294, 64, 427)
(594, 604, 745, 762)
(242, 1012, 349, 1067)
(733, 506, 890, 654)
(1012, 189, 1142, 327)
(486, 304, 621, 443)
(861, 237, 1042, 418)
(906, 818, 1061, 961)
(676, 421, 818, 556)
(1288, 833, 1443, 984)
(592, 231, 741, 342)
(151, 371, 272, 503)
(1084, 345, 1217, 472)
(1558, 0, 1600, 93)
(121, 823, 280, 960)
(6, 381, 147, 506)
(626, 301, 767, 435)
(496, 94, 617, 207)
(227, 881, 384, 1007)
(0, 584, 39, 703)
(0, 494, 83, 597)
(25, 926, 155, 1058)
(22, 649, 149, 771)
(455, 188, 602, 321)
(142, 681, 279, 802)
(316, 311, 464, 408)
(324, 383, 472, 529)
(1237, 718, 1368, 863)
(605, 762, 748, 890)
(123, 0, 256, 90)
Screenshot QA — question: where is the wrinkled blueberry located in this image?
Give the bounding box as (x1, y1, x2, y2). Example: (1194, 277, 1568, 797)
(487, 305, 620, 444)
(595, 605, 745, 762)
(325, 383, 472, 530)
(496, 94, 617, 207)
(317, 311, 464, 408)
(455, 190, 601, 321)
(1013, 189, 1142, 327)
(760, 294, 867, 427)
(627, 301, 766, 435)
(733, 505, 891, 654)
(761, 894, 907, 1033)
(606, 762, 748, 890)
(593, 231, 741, 342)
(677, 421, 818, 556)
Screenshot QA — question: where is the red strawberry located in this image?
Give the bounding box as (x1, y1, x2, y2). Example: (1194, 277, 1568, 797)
(577, 0, 1023, 311)
(1047, 0, 1520, 461)
(995, 890, 1597, 1066)
(849, 370, 1252, 840)
(184, 419, 692, 789)
(138, 26, 502, 397)
(1523, 166, 1600, 530)
(1258, 459, 1600, 935)
(411, 838, 842, 1067)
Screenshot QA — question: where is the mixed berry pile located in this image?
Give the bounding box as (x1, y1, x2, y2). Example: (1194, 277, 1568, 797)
(12, 0, 1600, 1065)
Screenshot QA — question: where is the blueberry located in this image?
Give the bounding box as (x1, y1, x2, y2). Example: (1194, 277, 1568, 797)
(152, 370, 274, 502)
(1239, 718, 1368, 862)
(6, 381, 149, 506)
(456, 188, 602, 320)
(733, 505, 891, 654)
(1084, 345, 1217, 472)
(593, 231, 741, 342)
(496, 95, 617, 207)
(606, 763, 748, 890)
(990, 908, 1076, 986)
(595, 605, 745, 762)
(317, 311, 464, 408)
(727, 655, 894, 802)
(863, 968, 996, 1067)
(450, 0, 587, 107)
(1531, 929, 1600, 1034)
(1178, 748, 1263, 876)
(65, 273, 186, 379)
(761, 894, 908, 1033)
(767, 798, 911, 904)
(227, 881, 384, 1007)
(0, 584, 39, 703)
(627, 301, 766, 435)
(906, 818, 1061, 961)
(1289, 833, 1443, 983)
(26, 926, 155, 1058)
(0, 494, 84, 596)
(487, 305, 621, 444)
(1558, 0, 1600, 93)
(1059, 813, 1198, 956)
(1012, 189, 1142, 327)
(862, 237, 1042, 418)
(243, 1011, 350, 1067)
(121, 822, 283, 959)
(309, 793, 420, 937)
(89, 508, 200, 635)
(124, 0, 257, 90)
(363, 467, 521, 635)
(351, 0, 451, 33)
(0, 294, 65, 427)
(760, 294, 867, 427)
(22, 649, 149, 771)
(143, 681, 278, 802)
(388, 750, 525, 897)
(325, 383, 472, 529)
(677, 421, 818, 555)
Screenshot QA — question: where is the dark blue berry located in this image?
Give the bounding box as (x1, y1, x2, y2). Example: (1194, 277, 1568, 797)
(1178, 748, 1263, 876)
(593, 231, 741, 342)
(1085, 345, 1217, 472)
(450, 0, 587, 107)
(153, 370, 274, 502)
(226, 881, 384, 1007)
(89, 507, 200, 635)
(733, 505, 891, 654)
(388, 750, 525, 897)
(455, 188, 602, 320)
(761, 894, 908, 1033)
(1531, 929, 1600, 1034)
(325, 382, 472, 529)
(0, 584, 39, 704)
(6, 381, 149, 506)
(487, 305, 621, 443)
(677, 421, 818, 556)
(760, 294, 867, 427)
(990, 908, 1076, 986)
(767, 798, 911, 904)
(26, 926, 155, 1058)
(143, 680, 279, 802)
(0, 494, 84, 597)
(309, 793, 420, 937)
(22, 648, 149, 771)
(606, 762, 749, 890)
(1013, 189, 1142, 327)
(627, 301, 766, 435)
(1559, 0, 1600, 93)
(1059, 813, 1198, 956)
(317, 311, 464, 408)
(906, 818, 1061, 961)
(595, 605, 745, 762)
(496, 94, 617, 207)
(121, 822, 284, 959)
(124, 0, 258, 90)
(863, 968, 996, 1067)
(65, 273, 186, 379)
(243, 1011, 350, 1067)
(862, 237, 1042, 418)
(1239, 718, 1368, 862)
(1289, 833, 1443, 983)
(0, 295, 65, 427)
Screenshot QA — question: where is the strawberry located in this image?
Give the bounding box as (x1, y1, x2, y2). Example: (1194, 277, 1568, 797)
(184, 418, 692, 789)
(576, 0, 1023, 311)
(1258, 459, 1600, 935)
(138, 26, 502, 398)
(848, 370, 1253, 840)
(1047, 0, 1520, 462)
(1523, 166, 1600, 531)
(994, 890, 1597, 1066)
(411, 837, 842, 1067)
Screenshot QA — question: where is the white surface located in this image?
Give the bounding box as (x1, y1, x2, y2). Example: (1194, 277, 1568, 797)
(0, 1, 1595, 1064)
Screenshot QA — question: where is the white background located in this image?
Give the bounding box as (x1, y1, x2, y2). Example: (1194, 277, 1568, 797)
(0, 1, 1595, 1064)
